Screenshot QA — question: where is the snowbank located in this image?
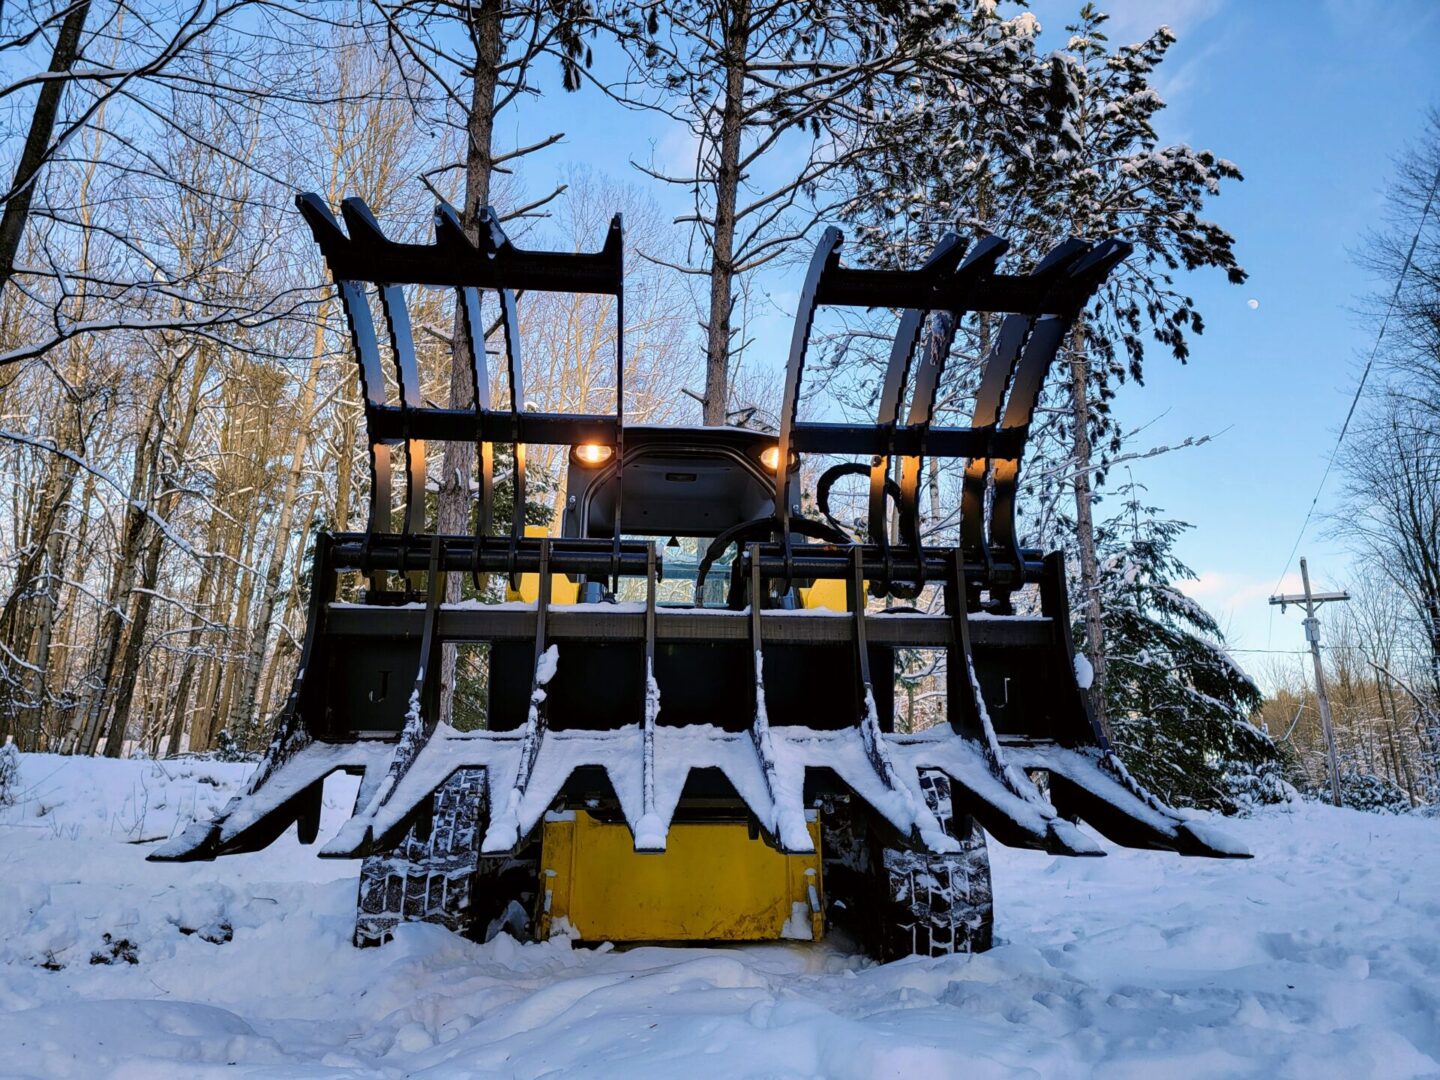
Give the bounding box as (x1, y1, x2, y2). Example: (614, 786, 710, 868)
(1, 753, 1437, 1078)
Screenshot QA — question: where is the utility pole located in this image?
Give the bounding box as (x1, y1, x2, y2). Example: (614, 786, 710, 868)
(1270, 557, 1349, 807)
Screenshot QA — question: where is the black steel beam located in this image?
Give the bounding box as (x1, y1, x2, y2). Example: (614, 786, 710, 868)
(789, 422, 1028, 458)
(366, 407, 620, 447)
(744, 546, 1044, 584)
(322, 603, 1053, 648)
(326, 531, 1044, 587)
(328, 533, 656, 577)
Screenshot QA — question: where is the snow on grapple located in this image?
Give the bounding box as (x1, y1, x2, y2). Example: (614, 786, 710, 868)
(151, 195, 1247, 960)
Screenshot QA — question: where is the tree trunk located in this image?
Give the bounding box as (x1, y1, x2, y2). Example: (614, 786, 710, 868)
(333, 407, 357, 531)
(0, 0, 92, 293)
(701, 0, 750, 426)
(231, 320, 327, 738)
(0, 446, 78, 747)
(193, 475, 250, 751)
(164, 516, 223, 756)
(100, 344, 209, 756)
(1066, 320, 1111, 741)
(69, 378, 167, 755)
(438, 9, 505, 724)
(19, 528, 65, 750)
(49, 468, 98, 741)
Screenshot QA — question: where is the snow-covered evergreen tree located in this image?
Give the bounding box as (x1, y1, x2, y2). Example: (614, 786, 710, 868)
(1338, 771, 1412, 815)
(1096, 487, 1291, 813)
(840, 5, 1247, 740)
(0, 741, 18, 805)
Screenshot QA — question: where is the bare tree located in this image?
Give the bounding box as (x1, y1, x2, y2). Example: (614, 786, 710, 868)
(1359, 108, 1440, 424)
(611, 0, 1024, 424)
(1335, 394, 1440, 699)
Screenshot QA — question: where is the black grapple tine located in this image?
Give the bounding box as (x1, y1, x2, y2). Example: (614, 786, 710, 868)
(379, 284, 426, 572)
(345, 199, 428, 591)
(337, 280, 394, 555)
(774, 227, 844, 561)
(456, 284, 495, 584)
(935, 548, 1099, 856)
(900, 235, 1010, 432)
(957, 313, 1031, 573)
(437, 200, 497, 571)
(477, 537, 553, 856)
(472, 209, 530, 590)
(748, 544, 800, 851)
(298, 198, 396, 588)
(637, 543, 661, 850)
(985, 315, 1069, 604)
(609, 213, 627, 590)
(433, 199, 469, 252)
(866, 233, 967, 551)
(496, 284, 527, 589)
(893, 235, 1008, 549)
(320, 537, 451, 858)
(295, 192, 347, 255)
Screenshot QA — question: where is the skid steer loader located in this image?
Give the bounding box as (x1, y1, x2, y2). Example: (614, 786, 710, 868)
(152, 194, 1246, 960)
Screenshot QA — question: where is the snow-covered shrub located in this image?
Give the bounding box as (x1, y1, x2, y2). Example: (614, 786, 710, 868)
(211, 730, 254, 763)
(0, 742, 18, 806)
(1338, 771, 1411, 815)
(1223, 753, 1299, 815)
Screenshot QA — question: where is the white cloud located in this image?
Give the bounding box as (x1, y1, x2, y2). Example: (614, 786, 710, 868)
(1178, 570, 1302, 611)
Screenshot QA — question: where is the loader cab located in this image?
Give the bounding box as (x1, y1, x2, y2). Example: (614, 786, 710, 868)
(560, 426, 799, 604)
(488, 424, 895, 734)
(561, 425, 794, 540)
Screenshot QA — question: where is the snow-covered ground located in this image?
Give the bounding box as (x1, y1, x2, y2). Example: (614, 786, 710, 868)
(0, 753, 1436, 1079)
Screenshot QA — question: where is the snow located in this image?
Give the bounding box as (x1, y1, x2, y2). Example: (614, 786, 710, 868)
(779, 901, 813, 942)
(534, 643, 560, 687)
(4, 753, 1438, 1077)
(632, 813, 667, 851)
(1073, 651, 1094, 689)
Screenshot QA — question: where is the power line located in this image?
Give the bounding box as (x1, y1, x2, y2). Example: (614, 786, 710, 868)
(1270, 157, 1440, 596)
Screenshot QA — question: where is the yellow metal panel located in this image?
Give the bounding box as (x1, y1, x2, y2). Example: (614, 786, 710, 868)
(537, 813, 824, 943)
(504, 524, 580, 605)
(798, 577, 855, 613)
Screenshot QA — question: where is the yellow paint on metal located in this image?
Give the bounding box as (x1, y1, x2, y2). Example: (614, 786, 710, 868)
(798, 577, 857, 612)
(505, 524, 580, 605)
(537, 813, 824, 943)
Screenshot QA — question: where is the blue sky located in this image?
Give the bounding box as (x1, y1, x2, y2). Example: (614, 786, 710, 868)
(503, 0, 1440, 678)
(1025, 0, 1440, 669)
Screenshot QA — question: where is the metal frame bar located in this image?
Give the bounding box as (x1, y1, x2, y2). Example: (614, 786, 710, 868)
(639, 544, 659, 847)
(768, 222, 1132, 597)
(746, 544, 787, 844)
(297, 192, 629, 596)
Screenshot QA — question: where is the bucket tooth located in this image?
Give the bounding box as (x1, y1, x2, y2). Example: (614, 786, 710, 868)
(890, 733, 1056, 854)
(148, 740, 389, 862)
(149, 818, 219, 862)
(1014, 744, 1249, 859)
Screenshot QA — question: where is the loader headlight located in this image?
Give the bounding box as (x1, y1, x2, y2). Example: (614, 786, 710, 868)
(572, 443, 615, 467)
(759, 445, 796, 472)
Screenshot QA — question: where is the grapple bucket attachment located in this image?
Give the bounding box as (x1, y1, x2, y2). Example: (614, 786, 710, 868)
(151, 199, 1245, 870)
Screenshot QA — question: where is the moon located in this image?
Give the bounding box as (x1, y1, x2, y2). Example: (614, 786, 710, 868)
(1247, 298, 1260, 310)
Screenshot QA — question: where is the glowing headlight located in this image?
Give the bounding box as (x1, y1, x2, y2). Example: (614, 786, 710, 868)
(572, 443, 615, 467)
(760, 446, 782, 471)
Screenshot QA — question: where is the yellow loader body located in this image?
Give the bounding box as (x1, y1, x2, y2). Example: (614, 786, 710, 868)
(536, 811, 824, 944)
